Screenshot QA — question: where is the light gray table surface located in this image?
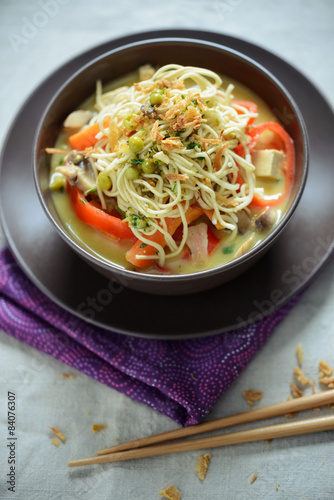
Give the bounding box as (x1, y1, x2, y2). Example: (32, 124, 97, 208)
(1, 1, 334, 499)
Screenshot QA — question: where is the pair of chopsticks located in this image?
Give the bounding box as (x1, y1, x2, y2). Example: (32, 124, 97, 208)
(68, 390, 334, 467)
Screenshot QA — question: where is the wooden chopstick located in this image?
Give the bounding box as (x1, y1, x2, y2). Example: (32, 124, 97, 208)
(68, 414, 334, 467)
(97, 389, 334, 456)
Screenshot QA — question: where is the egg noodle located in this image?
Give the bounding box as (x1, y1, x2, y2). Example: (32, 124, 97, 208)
(82, 64, 257, 265)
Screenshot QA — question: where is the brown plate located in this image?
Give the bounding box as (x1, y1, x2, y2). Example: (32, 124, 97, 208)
(1, 29, 334, 339)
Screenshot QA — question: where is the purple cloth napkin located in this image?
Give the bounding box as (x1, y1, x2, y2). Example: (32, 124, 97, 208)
(0, 247, 298, 426)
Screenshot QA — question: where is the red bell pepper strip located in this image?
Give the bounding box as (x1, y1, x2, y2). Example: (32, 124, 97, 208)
(232, 100, 258, 126)
(234, 122, 295, 207)
(249, 122, 294, 207)
(67, 182, 137, 243)
(207, 225, 220, 254)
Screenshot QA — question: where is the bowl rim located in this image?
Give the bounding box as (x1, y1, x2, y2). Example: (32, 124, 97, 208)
(33, 36, 309, 284)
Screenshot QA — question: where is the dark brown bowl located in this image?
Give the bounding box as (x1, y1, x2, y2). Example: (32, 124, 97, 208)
(33, 37, 308, 295)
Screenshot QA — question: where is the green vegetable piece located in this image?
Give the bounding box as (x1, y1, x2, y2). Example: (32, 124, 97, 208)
(130, 158, 144, 165)
(58, 155, 65, 166)
(140, 243, 147, 248)
(126, 166, 140, 180)
(115, 205, 126, 218)
(50, 172, 66, 191)
(136, 218, 147, 229)
(129, 135, 144, 153)
(124, 114, 137, 130)
(141, 158, 158, 174)
(149, 91, 163, 106)
(222, 243, 236, 255)
(130, 214, 147, 229)
(97, 172, 112, 190)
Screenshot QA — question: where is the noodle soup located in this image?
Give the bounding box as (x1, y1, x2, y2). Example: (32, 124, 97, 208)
(48, 65, 294, 275)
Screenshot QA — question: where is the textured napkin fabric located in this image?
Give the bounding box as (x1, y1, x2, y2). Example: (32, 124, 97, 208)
(0, 248, 298, 426)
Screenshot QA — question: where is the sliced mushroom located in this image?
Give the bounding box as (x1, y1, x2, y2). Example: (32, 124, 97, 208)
(140, 104, 159, 120)
(253, 208, 276, 232)
(57, 165, 78, 181)
(237, 210, 251, 235)
(56, 155, 96, 193)
(234, 234, 255, 259)
(104, 198, 117, 214)
(63, 110, 94, 130)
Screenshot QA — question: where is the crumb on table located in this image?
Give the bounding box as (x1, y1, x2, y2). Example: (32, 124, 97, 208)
(92, 424, 107, 433)
(159, 484, 181, 500)
(319, 360, 333, 377)
(319, 376, 334, 388)
(49, 427, 66, 442)
(195, 453, 211, 480)
(293, 366, 311, 386)
(290, 382, 304, 398)
(319, 360, 334, 388)
(243, 389, 263, 407)
(51, 438, 59, 447)
(312, 380, 316, 394)
(285, 412, 298, 418)
(250, 473, 258, 484)
(296, 344, 303, 365)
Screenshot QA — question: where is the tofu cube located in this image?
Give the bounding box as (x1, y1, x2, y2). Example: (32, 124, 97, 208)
(139, 64, 155, 81)
(252, 149, 284, 179)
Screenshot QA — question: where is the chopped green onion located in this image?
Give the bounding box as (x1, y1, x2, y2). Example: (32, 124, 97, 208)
(222, 243, 235, 255)
(130, 159, 144, 165)
(188, 142, 201, 149)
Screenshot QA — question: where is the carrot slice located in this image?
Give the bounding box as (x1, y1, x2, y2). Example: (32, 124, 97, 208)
(203, 209, 224, 230)
(69, 117, 111, 150)
(125, 205, 204, 269)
